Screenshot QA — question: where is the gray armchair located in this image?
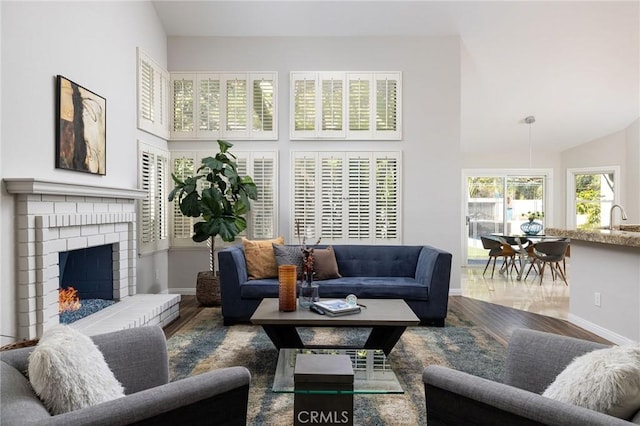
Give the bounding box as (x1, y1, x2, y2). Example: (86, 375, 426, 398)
(1, 326, 251, 426)
(423, 328, 635, 425)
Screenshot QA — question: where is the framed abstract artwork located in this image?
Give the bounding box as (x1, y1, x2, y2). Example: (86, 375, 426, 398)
(56, 75, 106, 175)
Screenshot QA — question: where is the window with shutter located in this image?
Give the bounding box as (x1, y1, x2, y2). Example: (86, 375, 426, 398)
(347, 74, 371, 139)
(137, 48, 169, 139)
(171, 73, 196, 138)
(319, 73, 344, 137)
(224, 75, 248, 138)
(292, 153, 318, 241)
(138, 141, 170, 254)
(320, 154, 344, 240)
(198, 74, 220, 137)
(290, 71, 401, 140)
(347, 154, 372, 240)
(375, 154, 400, 241)
(291, 72, 317, 138)
(292, 151, 401, 244)
(169, 153, 197, 245)
(252, 75, 275, 135)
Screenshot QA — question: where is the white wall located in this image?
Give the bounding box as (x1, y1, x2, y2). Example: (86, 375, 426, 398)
(0, 1, 167, 344)
(561, 123, 637, 225)
(166, 36, 462, 292)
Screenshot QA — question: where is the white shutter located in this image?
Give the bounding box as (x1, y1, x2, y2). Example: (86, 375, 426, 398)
(170, 73, 196, 139)
(138, 141, 169, 253)
(374, 72, 402, 140)
(347, 153, 372, 241)
(319, 153, 345, 241)
(347, 73, 373, 139)
(137, 49, 169, 139)
(197, 74, 221, 138)
(140, 150, 155, 245)
(290, 72, 317, 139)
(222, 73, 249, 139)
(292, 152, 318, 242)
(374, 152, 401, 243)
(318, 72, 345, 138)
(170, 152, 197, 246)
(251, 73, 277, 140)
(247, 152, 278, 239)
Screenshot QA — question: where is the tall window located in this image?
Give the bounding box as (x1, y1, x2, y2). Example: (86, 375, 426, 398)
(138, 142, 169, 254)
(292, 151, 402, 244)
(137, 49, 169, 139)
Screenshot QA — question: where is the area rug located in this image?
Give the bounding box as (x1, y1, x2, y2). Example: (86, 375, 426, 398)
(166, 307, 506, 425)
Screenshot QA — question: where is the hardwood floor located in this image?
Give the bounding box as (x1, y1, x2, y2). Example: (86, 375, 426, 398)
(163, 295, 611, 346)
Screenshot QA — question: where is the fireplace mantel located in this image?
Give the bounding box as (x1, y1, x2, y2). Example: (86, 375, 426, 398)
(4, 178, 147, 200)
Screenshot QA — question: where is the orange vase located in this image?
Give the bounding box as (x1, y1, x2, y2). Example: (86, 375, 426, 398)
(278, 265, 297, 312)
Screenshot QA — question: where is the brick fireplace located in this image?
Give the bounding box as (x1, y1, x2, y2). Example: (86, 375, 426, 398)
(5, 179, 180, 339)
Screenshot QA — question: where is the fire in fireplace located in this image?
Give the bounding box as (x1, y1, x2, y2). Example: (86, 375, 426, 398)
(58, 244, 117, 324)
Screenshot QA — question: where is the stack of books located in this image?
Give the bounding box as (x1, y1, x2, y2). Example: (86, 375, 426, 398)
(312, 299, 361, 317)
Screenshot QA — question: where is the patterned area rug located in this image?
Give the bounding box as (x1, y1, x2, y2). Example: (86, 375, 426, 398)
(167, 306, 506, 425)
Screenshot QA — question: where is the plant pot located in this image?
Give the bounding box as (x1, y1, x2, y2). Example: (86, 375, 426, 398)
(196, 271, 221, 306)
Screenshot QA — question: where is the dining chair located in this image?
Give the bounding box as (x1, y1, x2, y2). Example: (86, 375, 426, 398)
(481, 236, 517, 278)
(529, 239, 571, 285)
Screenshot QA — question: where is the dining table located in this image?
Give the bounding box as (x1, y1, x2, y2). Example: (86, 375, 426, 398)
(490, 233, 565, 280)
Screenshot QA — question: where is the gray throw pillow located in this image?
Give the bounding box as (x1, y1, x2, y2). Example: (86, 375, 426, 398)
(313, 246, 342, 281)
(273, 244, 304, 277)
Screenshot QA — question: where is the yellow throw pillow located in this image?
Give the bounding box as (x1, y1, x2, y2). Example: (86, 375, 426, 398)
(242, 236, 285, 280)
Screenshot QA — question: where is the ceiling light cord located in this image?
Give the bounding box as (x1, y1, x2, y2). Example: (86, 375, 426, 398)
(525, 116, 535, 169)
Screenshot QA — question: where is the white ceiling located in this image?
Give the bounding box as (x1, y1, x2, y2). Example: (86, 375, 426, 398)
(152, 0, 640, 153)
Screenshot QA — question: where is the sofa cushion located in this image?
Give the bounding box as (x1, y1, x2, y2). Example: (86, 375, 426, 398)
(242, 236, 284, 279)
(0, 360, 51, 424)
(313, 246, 342, 280)
(543, 344, 640, 419)
(239, 276, 428, 300)
(28, 325, 125, 415)
(333, 245, 422, 277)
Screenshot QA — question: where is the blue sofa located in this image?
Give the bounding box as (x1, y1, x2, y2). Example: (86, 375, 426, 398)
(218, 244, 452, 326)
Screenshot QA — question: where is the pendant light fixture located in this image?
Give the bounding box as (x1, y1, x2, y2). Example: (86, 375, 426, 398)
(525, 116, 535, 168)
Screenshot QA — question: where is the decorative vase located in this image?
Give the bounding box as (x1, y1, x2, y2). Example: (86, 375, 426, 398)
(278, 265, 297, 312)
(299, 273, 319, 309)
(520, 220, 543, 236)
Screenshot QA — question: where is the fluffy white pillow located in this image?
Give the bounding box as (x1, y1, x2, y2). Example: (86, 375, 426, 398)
(28, 325, 125, 415)
(543, 345, 640, 419)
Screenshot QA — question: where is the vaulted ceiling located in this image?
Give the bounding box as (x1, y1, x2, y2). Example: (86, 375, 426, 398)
(152, 1, 640, 154)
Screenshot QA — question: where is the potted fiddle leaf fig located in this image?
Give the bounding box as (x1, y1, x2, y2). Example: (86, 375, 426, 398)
(168, 140, 258, 306)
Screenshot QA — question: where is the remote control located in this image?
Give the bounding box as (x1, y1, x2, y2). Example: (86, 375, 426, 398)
(310, 305, 325, 315)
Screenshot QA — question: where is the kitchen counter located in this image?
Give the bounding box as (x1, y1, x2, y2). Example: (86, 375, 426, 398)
(545, 227, 640, 248)
(545, 227, 640, 344)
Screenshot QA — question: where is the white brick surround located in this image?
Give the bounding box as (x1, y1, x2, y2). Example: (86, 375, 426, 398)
(5, 179, 179, 340)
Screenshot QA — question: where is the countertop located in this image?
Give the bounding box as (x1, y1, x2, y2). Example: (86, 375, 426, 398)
(546, 227, 640, 248)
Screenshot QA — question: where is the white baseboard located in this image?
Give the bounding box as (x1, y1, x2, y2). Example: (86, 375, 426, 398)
(449, 288, 462, 296)
(168, 288, 196, 296)
(568, 314, 634, 345)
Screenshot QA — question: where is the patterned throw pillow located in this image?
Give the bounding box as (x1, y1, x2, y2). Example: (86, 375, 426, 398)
(242, 236, 285, 279)
(273, 244, 304, 278)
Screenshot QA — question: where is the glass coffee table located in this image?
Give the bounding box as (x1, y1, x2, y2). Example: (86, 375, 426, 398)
(272, 348, 404, 394)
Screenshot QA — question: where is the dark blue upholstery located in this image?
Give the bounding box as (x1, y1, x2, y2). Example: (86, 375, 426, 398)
(218, 244, 452, 326)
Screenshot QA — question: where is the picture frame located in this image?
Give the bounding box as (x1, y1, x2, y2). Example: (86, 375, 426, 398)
(55, 75, 106, 175)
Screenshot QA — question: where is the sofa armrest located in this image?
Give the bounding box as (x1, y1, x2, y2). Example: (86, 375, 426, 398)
(218, 246, 249, 315)
(423, 365, 630, 426)
(503, 328, 608, 394)
(40, 366, 251, 426)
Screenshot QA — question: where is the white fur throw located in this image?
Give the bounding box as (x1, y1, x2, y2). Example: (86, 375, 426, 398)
(543, 345, 640, 419)
(28, 325, 125, 415)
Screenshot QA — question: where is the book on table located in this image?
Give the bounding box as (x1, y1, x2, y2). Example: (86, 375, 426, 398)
(313, 299, 361, 316)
